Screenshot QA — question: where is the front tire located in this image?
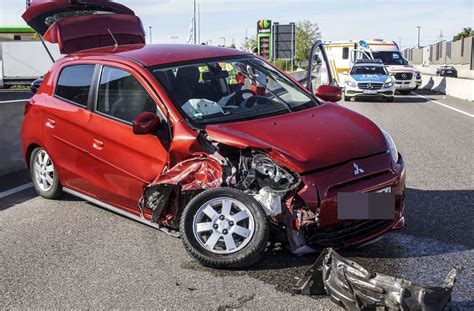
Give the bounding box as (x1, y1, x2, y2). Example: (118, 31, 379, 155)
(180, 188, 269, 268)
(30, 147, 63, 199)
(385, 96, 394, 102)
(344, 96, 351, 102)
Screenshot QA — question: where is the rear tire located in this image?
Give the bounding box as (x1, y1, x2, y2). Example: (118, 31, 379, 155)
(30, 147, 64, 199)
(344, 96, 351, 102)
(180, 188, 269, 268)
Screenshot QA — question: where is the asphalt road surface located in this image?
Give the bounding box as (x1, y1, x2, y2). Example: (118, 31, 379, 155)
(1, 90, 473, 310)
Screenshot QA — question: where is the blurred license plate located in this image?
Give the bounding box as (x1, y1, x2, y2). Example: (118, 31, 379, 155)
(337, 191, 395, 220)
(447, 70, 453, 73)
(363, 90, 377, 94)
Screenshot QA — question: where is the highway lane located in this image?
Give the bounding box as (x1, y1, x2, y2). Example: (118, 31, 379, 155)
(1, 90, 473, 309)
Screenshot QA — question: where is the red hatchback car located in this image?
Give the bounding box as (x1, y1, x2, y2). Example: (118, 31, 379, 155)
(22, 0, 405, 268)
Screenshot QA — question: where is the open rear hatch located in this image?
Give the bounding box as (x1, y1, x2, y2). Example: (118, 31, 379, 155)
(22, 0, 145, 54)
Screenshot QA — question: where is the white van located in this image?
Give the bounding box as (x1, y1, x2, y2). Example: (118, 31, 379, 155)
(324, 39, 421, 94)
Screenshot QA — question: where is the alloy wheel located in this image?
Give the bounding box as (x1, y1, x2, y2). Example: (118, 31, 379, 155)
(33, 149, 55, 192)
(192, 197, 255, 254)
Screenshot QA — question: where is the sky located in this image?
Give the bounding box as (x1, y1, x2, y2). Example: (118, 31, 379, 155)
(1, 0, 473, 50)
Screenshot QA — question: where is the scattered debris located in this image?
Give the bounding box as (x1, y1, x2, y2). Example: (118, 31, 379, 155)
(293, 248, 457, 311)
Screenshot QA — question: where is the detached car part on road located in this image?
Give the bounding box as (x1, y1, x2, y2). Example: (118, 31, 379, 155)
(293, 249, 457, 311)
(21, 0, 406, 268)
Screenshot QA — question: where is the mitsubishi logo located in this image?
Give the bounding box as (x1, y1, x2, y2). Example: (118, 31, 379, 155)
(353, 163, 365, 175)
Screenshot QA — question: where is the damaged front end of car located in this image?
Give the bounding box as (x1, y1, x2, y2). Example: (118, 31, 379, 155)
(138, 129, 307, 248)
(137, 107, 406, 264)
(293, 248, 457, 311)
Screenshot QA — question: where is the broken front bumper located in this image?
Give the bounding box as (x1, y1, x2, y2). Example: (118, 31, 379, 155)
(297, 152, 406, 249)
(293, 248, 457, 310)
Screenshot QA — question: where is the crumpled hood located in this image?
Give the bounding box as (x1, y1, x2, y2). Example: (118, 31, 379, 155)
(205, 103, 388, 173)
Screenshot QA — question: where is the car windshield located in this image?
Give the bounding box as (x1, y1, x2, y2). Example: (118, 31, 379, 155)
(149, 56, 318, 126)
(371, 52, 408, 66)
(351, 65, 387, 75)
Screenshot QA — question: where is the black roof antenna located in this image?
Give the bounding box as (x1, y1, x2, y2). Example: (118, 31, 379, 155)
(107, 28, 119, 49)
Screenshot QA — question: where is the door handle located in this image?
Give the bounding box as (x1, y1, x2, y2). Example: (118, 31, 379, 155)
(46, 118, 56, 128)
(93, 138, 104, 150)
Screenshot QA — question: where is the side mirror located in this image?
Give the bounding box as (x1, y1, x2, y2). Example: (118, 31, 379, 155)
(133, 112, 160, 135)
(30, 78, 43, 94)
(315, 85, 342, 102)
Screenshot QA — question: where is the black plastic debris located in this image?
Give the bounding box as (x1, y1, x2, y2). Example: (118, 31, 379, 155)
(293, 248, 457, 311)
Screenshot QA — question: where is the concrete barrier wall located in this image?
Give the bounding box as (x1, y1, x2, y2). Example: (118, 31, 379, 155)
(421, 74, 474, 101)
(0, 101, 27, 175)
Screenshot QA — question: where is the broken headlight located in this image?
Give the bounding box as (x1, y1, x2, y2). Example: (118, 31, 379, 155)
(381, 129, 399, 163)
(252, 154, 295, 186)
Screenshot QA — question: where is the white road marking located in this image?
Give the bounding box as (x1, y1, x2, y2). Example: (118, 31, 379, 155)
(0, 182, 33, 199)
(0, 99, 30, 104)
(414, 93, 474, 118)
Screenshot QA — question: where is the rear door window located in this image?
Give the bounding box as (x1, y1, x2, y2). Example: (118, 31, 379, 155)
(55, 64, 95, 107)
(97, 66, 157, 123)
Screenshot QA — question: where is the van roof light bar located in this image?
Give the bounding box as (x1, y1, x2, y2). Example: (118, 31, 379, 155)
(354, 59, 383, 64)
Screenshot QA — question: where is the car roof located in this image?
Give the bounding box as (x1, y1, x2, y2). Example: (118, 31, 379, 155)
(69, 43, 250, 67)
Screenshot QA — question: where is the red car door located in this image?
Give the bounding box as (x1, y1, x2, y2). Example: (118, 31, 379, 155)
(42, 63, 99, 194)
(86, 64, 169, 215)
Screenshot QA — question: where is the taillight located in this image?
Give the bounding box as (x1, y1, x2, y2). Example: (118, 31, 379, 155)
(24, 101, 32, 115)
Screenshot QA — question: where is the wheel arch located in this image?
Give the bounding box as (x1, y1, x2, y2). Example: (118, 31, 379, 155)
(25, 143, 41, 170)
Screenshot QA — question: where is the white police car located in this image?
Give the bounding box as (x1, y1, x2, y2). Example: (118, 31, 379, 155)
(344, 59, 395, 102)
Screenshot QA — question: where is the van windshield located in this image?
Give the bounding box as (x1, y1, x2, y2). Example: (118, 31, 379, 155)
(371, 52, 408, 66)
(149, 56, 318, 126)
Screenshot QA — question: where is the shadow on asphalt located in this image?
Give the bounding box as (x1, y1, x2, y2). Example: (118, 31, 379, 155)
(0, 188, 37, 211)
(348, 94, 429, 104)
(0, 191, 81, 211)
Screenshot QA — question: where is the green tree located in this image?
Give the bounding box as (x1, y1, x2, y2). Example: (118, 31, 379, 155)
(240, 36, 257, 53)
(453, 27, 474, 41)
(295, 20, 321, 62)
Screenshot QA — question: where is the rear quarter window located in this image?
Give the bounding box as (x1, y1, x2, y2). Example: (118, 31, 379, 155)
(55, 64, 95, 107)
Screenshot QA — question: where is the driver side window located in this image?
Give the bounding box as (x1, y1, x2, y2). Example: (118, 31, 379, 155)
(97, 66, 157, 123)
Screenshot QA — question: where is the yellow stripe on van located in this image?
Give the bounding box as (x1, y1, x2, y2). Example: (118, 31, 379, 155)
(331, 60, 339, 83)
(336, 68, 350, 73)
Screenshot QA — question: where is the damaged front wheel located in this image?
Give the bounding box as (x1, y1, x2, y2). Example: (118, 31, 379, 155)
(180, 188, 269, 268)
